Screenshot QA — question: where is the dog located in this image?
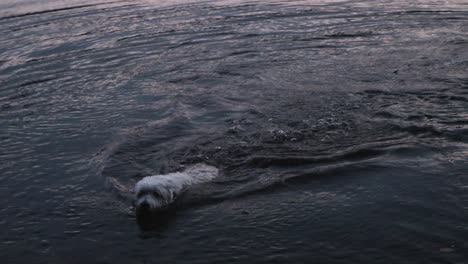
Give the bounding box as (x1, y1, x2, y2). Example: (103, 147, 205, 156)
(134, 163, 219, 224)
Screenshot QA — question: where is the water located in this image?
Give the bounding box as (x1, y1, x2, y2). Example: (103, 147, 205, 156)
(1, 0, 468, 263)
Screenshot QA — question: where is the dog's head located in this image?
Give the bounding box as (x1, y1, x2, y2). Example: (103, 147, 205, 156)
(134, 177, 178, 230)
(134, 176, 177, 218)
(135, 188, 164, 215)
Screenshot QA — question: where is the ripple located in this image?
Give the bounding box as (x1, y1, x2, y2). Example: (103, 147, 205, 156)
(2, 0, 468, 263)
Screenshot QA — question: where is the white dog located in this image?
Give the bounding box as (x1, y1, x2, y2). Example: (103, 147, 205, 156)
(134, 163, 219, 218)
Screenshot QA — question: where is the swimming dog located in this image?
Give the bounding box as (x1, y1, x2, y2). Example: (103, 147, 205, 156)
(134, 163, 219, 222)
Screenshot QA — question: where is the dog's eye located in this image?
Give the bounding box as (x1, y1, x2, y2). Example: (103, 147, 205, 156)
(152, 191, 162, 198)
(137, 190, 148, 198)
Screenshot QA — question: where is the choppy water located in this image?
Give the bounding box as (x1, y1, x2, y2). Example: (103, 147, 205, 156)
(2, 0, 468, 263)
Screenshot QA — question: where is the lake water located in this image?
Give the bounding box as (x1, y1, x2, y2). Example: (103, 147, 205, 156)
(1, 0, 468, 263)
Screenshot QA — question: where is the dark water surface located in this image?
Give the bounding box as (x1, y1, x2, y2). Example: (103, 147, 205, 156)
(2, 0, 468, 263)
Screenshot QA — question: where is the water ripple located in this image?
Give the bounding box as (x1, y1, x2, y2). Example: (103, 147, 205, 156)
(2, 0, 468, 263)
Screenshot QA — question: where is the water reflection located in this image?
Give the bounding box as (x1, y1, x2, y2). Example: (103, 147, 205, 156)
(1, 0, 468, 262)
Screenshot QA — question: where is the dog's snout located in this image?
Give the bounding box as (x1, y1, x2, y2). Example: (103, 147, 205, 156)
(140, 200, 150, 209)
